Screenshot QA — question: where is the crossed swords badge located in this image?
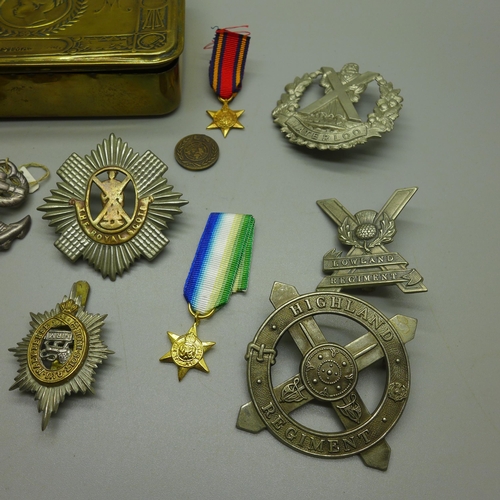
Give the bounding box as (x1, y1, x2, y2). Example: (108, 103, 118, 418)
(272, 63, 402, 150)
(316, 187, 426, 294)
(38, 134, 188, 280)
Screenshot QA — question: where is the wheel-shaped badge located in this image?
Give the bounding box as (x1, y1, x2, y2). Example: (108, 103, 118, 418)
(237, 282, 416, 471)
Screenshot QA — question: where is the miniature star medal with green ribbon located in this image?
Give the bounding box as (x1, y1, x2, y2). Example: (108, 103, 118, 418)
(160, 213, 255, 380)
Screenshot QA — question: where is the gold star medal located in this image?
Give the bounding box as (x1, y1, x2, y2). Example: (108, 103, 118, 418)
(160, 213, 255, 381)
(160, 309, 215, 381)
(206, 29, 250, 137)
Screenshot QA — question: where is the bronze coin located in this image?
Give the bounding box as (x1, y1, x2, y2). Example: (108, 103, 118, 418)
(174, 134, 219, 171)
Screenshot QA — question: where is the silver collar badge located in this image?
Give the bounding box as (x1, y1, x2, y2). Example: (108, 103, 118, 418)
(272, 64, 402, 150)
(38, 134, 188, 280)
(0, 159, 31, 250)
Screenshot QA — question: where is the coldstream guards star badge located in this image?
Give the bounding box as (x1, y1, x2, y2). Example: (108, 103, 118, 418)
(9, 281, 112, 430)
(272, 63, 402, 150)
(316, 187, 426, 293)
(38, 134, 188, 280)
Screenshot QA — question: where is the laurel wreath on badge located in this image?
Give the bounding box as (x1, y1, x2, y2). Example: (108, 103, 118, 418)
(272, 65, 403, 150)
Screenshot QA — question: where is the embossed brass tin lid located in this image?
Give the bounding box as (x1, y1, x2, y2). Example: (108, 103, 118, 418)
(0, 0, 185, 117)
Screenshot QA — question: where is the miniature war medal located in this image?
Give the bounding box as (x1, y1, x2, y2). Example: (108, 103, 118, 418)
(9, 281, 112, 430)
(207, 29, 250, 137)
(161, 213, 255, 380)
(38, 134, 187, 280)
(272, 63, 402, 150)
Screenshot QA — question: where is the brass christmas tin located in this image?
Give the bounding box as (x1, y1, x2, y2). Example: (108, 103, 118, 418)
(0, 0, 184, 117)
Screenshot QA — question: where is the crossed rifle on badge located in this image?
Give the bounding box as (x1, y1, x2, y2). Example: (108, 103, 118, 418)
(316, 187, 427, 294)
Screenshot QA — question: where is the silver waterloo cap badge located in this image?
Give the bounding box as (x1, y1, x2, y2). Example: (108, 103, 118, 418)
(9, 282, 112, 430)
(272, 64, 402, 150)
(316, 187, 426, 293)
(39, 134, 188, 280)
(237, 282, 416, 470)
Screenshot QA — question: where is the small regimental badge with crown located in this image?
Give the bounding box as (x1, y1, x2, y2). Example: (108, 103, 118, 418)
(9, 282, 112, 430)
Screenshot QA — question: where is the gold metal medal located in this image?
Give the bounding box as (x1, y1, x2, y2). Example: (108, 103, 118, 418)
(207, 97, 245, 138)
(160, 322, 215, 381)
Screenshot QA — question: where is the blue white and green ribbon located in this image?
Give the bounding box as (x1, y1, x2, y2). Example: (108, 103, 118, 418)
(184, 213, 255, 315)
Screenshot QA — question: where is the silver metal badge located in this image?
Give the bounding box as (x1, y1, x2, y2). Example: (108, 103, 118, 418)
(38, 134, 188, 280)
(237, 282, 416, 470)
(0, 159, 31, 250)
(9, 281, 112, 430)
(316, 187, 426, 293)
(272, 64, 402, 150)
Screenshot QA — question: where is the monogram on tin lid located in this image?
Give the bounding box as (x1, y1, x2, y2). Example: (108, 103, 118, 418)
(38, 134, 188, 280)
(9, 281, 112, 430)
(272, 63, 402, 150)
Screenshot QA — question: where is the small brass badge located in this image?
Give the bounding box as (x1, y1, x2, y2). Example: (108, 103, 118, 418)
(9, 281, 112, 430)
(316, 187, 426, 293)
(272, 64, 402, 150)
(38, 134, 187, 280)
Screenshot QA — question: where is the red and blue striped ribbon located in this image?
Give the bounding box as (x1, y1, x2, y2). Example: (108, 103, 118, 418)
(209, 29, 250, 100)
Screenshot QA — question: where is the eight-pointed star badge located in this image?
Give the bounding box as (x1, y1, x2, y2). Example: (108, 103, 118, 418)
(38, 134, 188, 280)
(9, 281, 112, 430)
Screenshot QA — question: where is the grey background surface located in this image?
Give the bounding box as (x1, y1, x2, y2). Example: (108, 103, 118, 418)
(1, 1, 499, 499)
